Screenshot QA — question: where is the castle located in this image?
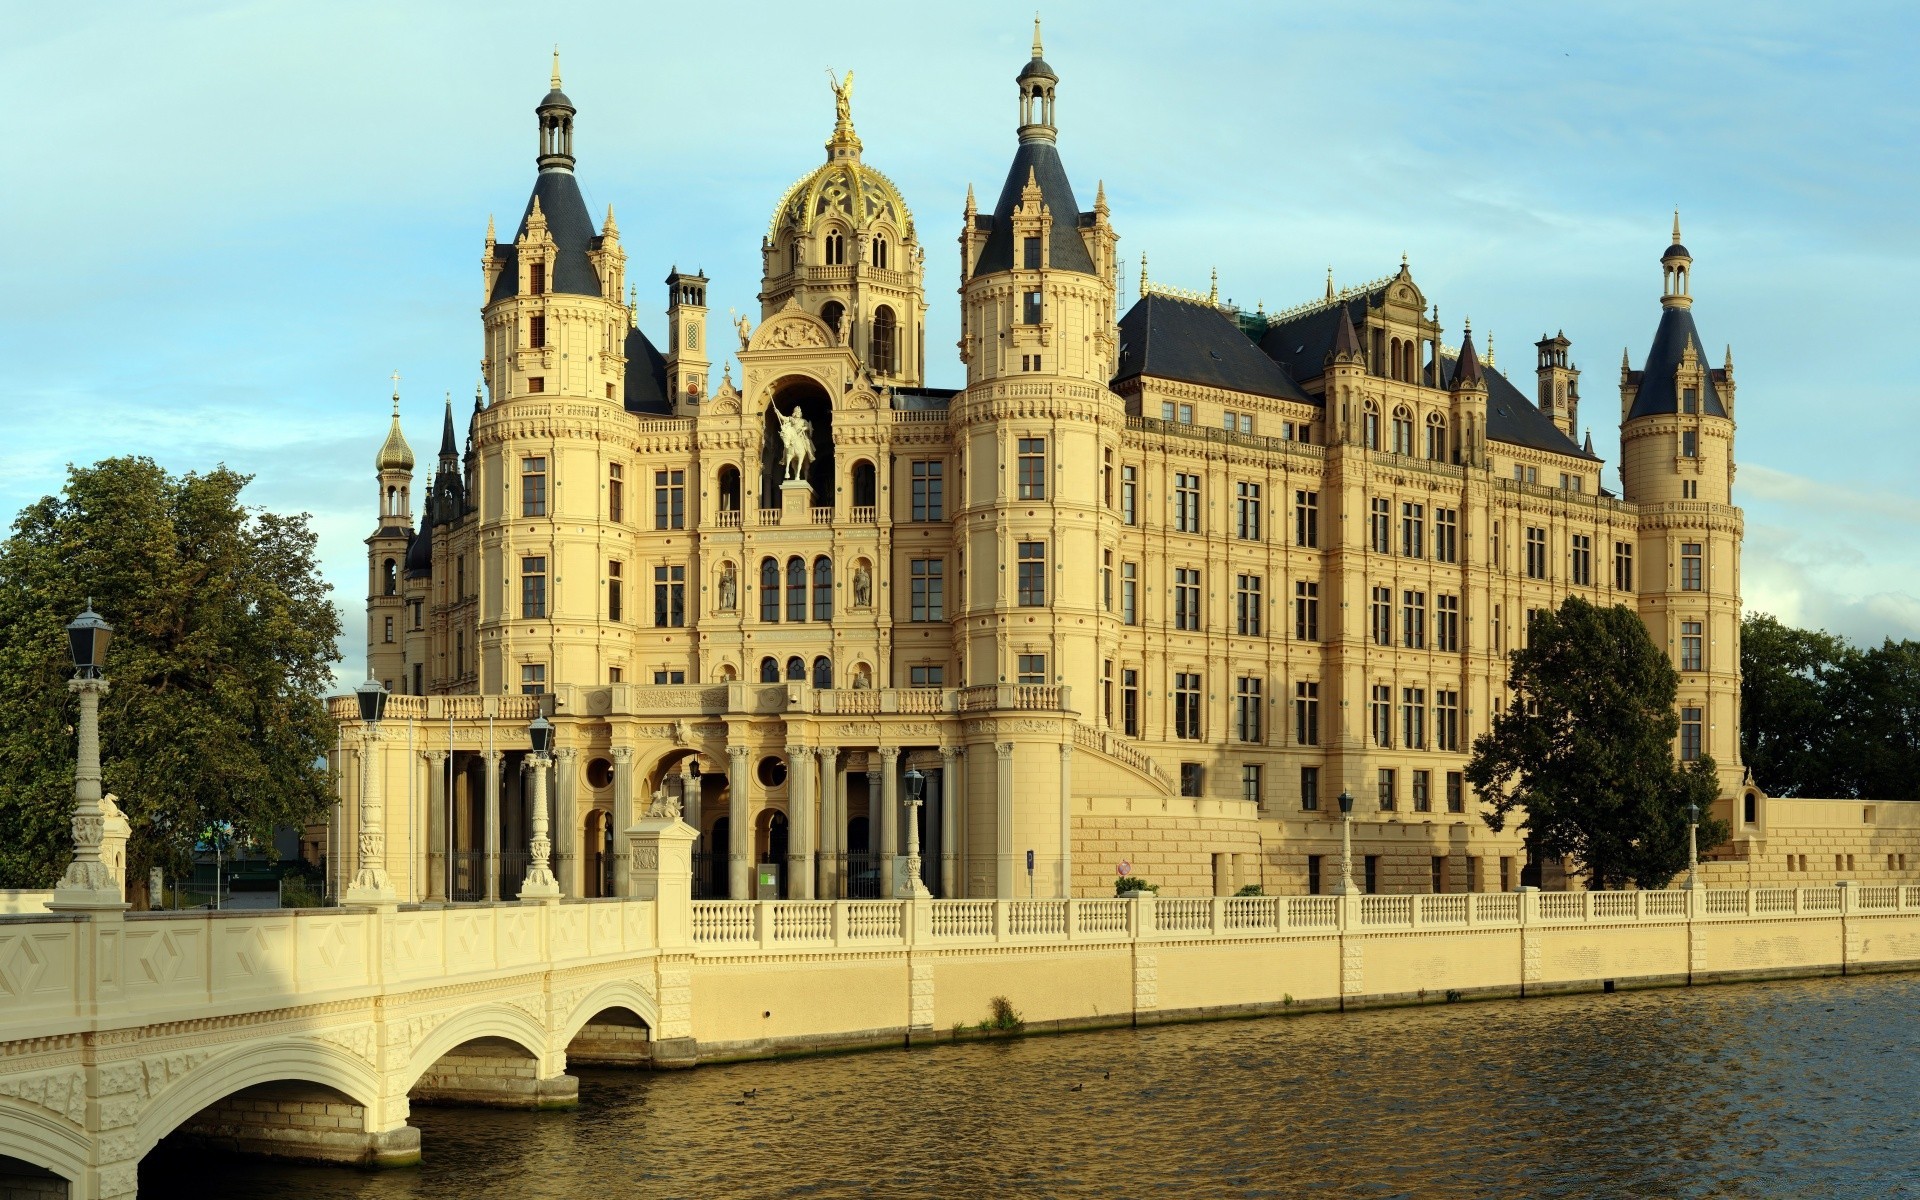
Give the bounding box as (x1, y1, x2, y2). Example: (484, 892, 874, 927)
(347, 28, 1753, 903)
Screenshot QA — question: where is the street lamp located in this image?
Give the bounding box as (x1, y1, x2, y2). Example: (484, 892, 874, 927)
(50, 602, 129, 909)
(343, 676, 398, 906)
(519, 715, 561, 902)
(898, 766, 931, 898)
(1684, 801, 1702, 891)
(1332, 789, 1357, 896)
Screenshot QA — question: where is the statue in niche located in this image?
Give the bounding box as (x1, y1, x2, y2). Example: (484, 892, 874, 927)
(776, 402, 815, 482)
(718, 561, 738, 611)
(852, 663, 873, 690)
(852, 561, 872, 608)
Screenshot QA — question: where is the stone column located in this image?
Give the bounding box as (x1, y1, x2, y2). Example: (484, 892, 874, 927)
(553, 747, 577, 897)
(995, 741, 1016, 897)
(726, 744, 751, 899)
(786, 742, 813, 900)
(865, 762, 882, 856)
(835, 760, 851, 893)
(611, 745, 635, 897)
(518, 752, 559, 902)
(482, 749, 503, 902)
(1058, 741, 1073, 899)
(425, 750, 448, 902)
(816, 747, 838, 898)
(939, 746, 959, 899)
(879, 746, 900, 895)
(345, 725, 398, 906)
(681, 757, 702, 842)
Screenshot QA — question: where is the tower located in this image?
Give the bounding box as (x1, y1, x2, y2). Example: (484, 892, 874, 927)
(1448, 321, 1490, 469)
(664, 268, 709, 411)
(1535, 330, 1579, 439)
(367, 384, 413, 691)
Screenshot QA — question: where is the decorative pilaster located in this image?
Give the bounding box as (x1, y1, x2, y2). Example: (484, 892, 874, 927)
(610, 745, 634, 897)
(482, 748, 503, 902)
(344, 725, 398, 907)
(553, 746, 578, 897)
(726, 743, 751, 899)
(939, 747, 959, 899)
(879, 746, 900, 894)
(424, 750, 449, 902)
(816, 747, 838, 898)
(785, 743, 813, 900)
(1058, 741, 1073, 899)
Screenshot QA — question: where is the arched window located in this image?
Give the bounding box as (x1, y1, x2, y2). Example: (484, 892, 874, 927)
(786, 556, 807, 622)
(717, 465, 741, 512)
(812, 656, 834, 689)
(1426, 414, 1448, 462)
(1392, 407, 1415, 456)
(383, 558, 397, 596)
(1389, 337, 1402, 383)
(871, 305, 897, 375)
(851, 459, 876, 508)
(1362, 402, 1380, 451)
(1403, 341, 1417, 382)
(385, 485, 397, 516)
(872, 237, 889, 270)
(813, 556, 834, 621)
(760, 656, 780, 683)
(786, 656, 806, 681)
(760, 557, 780, 622)
(825, 231, 846, 266)
(821, 301, 845, 339)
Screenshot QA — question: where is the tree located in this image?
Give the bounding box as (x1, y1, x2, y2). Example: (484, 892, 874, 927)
(1827, 637, 1920, 801)
(0, 458, 341, 898)
(1466, 597, 1727, 891)
(1739, 613, 1853, 797)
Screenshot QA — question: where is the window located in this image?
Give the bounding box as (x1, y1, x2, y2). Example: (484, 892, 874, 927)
(821, 300, 844, 336)
(1434, 508, 1457, 563)
(1103, 659, 1114, 724)
(1402, 687, 1426, 750)
(1180, 763, 1204, 798)
(1372, 684, 1393, 748)
(1173, 473, 1201, 533)
(1235, 574, 1262, 636)
(608, 463, 624, 523)
(1426, 415, 1448, 462)
(1514, 465, 1537, 484)
(1242, 764, 1262, 804)
(608, 560, 624, 622)
(717, 465, 742, 512)
(1295, 681, 1320, 746)
(1446, 771, 1465, 813)
(812, 657, 834, 689)
(910, 665, 945, 688)
(1615, 541, 1635, 591)
(1682, 430, 1698, 458)
(1122, 561, 1138, 625)
(653, 564, 686, 627)
(521, 556, 546, 618)
(1295, 581, 1319, 641)
(1121, 465, 1137, 525)
(1018, 655, 1047, 686)
(1301, 766, 1321, 812)
(1173, 673, 1202, 740)
(1402, 591, 1427, 650)
(873, 237, 890, 269)
(1392, 408, 1414, 456)
(457, 555, 465, 599)
(786, 556, 807, 622)
(871, 306, 897, 375)
(1104, 450, 1114, 510)
(1018, 438, 1047, 499)
(1023, 235, 1041, 270)
(1017, 541, 1046, 606)
(1371, 586, 1393, 647)
(1377, 769, 1397, 813)
(608, 667, 622, 683)
(521, 457, 547, 517)
(1412, 770, 1431, 813)
(1235, 482, 1261, 540)
(911, 460, 944, 521)
(1103, 551, 1114, 612)
(654, 469, 686, 530)
(652, 670, 686, 685)
(786, 656, 806, 681)
(825, 231, 846, 265)
(760, 558, 780, 622)
(529, 314, 545, 349)
(1525, 527, 1548, 579)
(812, 557, 833, 621)
(411, 600, 422, 630)
(1681, 620, 1703, 671)
(1174, 568, 1202, 630)
(761, 656, 780, 683)
(383, 616, 393, 644)
(852, 460, 876, 507)
(1680, 707, 1704, 761)
(1235, 677, 1262, 743)
(1435, 595, 1460, 653)
(1022, 289, 1043, 325)
(1401, 503, 1424, 558)
(529, 262, 545, 295)
(1363, 403, 1380, 450)
(1178, 404, 1193, 424)
(1370, 498, 1391, 553)
(910, 559, 944, 621)
(1681, 543, 1703, 591)
(1682, 386, 1699, 415)
(1122, 668, 1139, 737)
(455, 631, 465, 676)
(1436, 690, 1460, 752)
(1295, 490, 1319, 548)
(527, 376, 544, 393)
(520, 663, 546, 695)
(1432, 855, 1445, 893)
(1571, 534, 1593, 586)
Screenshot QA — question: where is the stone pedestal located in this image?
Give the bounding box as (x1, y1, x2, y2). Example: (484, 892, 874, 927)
(627, 806, 697, 948)
(780, 478, 813, 521)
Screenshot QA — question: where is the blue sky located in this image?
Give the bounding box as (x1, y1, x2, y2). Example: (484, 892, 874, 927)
(3, 0, 1916, 683)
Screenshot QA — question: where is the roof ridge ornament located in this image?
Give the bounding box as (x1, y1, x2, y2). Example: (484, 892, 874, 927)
(551, 46, 562, 92)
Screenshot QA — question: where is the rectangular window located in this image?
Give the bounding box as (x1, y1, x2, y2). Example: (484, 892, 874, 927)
(1295, 581, 1319, 641)
(911, 460, 944, 521)
(529, 314, 545, 349)
(1179, 763, 1204, 798)
(909, 665, 945, 688)
(653, 564, 686, 628)
(1377, 769, 1397, 813)
(1173, 673, 1202, 740)
(1446, 770, 1465, 814)
(1023, 235, 1041, 270)
(1173, 473, 1201, 533)
(1235, 574, 1262, 636)
(1103, 659, 1114, 725)
(1017, 541, 1046, 606)
(1615, 541, 1634, 591)
(1122, 561, 1138, 626)
(1371, 586, 1393, 647)
(1402, 590, 1427, 650)
(1403, 687, 1426, 750)
(649, 671, 686, 685)
(1301, 766, 1321, 812)
(1103, 551, 1114, 612)
(1401, 502, 1424, 558)
(1023, 289, 1043, 325)
(1308, 853, 1324, 894)
(520, 663, 546, 695)
(1526, 527, 1548, 579)
(1370, 497, 1391, 553)
(910, 558, 945, 622)
(1017, 438, 1047, 499)
(520, 556, 546, 618)
(1682, 386, 1699, 415)
(1571, 534, 1593, 587)
(1682, 430, 1698, 458)
(1235, 677, 1262, 743)
(1434, 507, 1458, 563)
(1681, 620, 1703, 672)
(1412, 769, 1431, 813)
(383, 616, 393, 644)
(1121, 465, 1138, 525)
(1179, 404, 1193, 425)
(1435, 594, 1460, 652)
(521, 457, 547, 517)
(529, 262, 545, 295)
(1432, 855, 1446, 893)
(1681, 543, 1703, 591)
(608, 463, 624, 523)
(608, 560, 624, 622)
(1104, 450, 1114, 510)
(1017, 654, 1047, 686)
(1372, 684, 1393, 748)
(1294, 490, 1319, 548)
(608, 667, 622, 683)
(527, 376, 545, 393)
(1174, 567, 1202, 630)
(1295, 681, 1320, 746)
(1242, 764, 1262, 805)
(654, 469, 686, 530)
(1162, 401, 1175, 422)
(1681, 706, 1704, 761)
(1435, 690, 1460, 752)
(1122, 668, 1140, 737)
(1235, 481, 1261, 540)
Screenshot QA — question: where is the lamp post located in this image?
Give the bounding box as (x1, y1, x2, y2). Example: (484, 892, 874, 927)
(1332, 789, 1357, 896)
(1684, 801, 1702, 891)
(518, 715, 561, 902)
(343, 677, 398, 906)
(50, 602, 129, 910)
(898, 766, 931, 898)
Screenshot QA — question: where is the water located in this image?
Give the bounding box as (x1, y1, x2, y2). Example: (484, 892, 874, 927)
(141, 975, 1920, 1198)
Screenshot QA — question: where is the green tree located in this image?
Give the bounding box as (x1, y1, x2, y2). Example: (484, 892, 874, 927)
(1828, 638, 1920, 801)
(1466, 596, 1727, 890)
(1738, 612, 1853, 797)
(0, 458, 341, 898)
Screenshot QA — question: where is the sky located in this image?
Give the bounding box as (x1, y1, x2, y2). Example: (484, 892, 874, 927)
(2, 0, 1916, 686)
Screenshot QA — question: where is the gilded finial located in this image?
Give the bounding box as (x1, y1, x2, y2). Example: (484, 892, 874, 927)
(390, 368, 401, 400)
(1672, 208, 1682, 245)
(1033, 12, 1044, 58)
(1325, 266, 1333, 300)
(1209, 267, 1218, 304)
(1139, 252, 1148, 296)
(551, 46, 562, 91)
(1486, 332, 1496, 369)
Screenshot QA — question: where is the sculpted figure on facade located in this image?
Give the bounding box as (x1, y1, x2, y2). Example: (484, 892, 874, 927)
(852, 561, 872, 608)
(776, 403, 815, 481)
(717, 561, 737, 611)
(827, 68, 853, 126)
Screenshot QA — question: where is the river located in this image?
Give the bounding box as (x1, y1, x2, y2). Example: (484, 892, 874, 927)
(140, 974, 1920, 1198)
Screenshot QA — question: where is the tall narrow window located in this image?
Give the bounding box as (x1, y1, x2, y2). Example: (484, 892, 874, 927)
(1017, 541, 1047, 606)
(1571, 534, 1593, 587)
(1023, 235, 1041, 269)
(910, 559, 944, 621)
(1435, 690, 1460, 752)
(608, 560, 623, 622)
(1173, 673, 1202, 740)
(871, 305, 897, 375)
(1295, 581, 1320, 641)
(1122, 668, 1140, 737)
(1682, 430, 1698, 458)
(911, 460, 944, 521)
(1235, 574, 1262, 636)
(1174, 568, 1202, 631)
(1173, 474, 1201, 533)
(1017, 438, 1047, 499)
(1680, 707, 1704, 761)
(653, 564, 686, 628)
(1235, 481, 1261, 540)
(1236, 677, 1262, 743)
(1525, 527, 1548, 579)
(1371, 586, 1393, 646)
(383, 616, 393, 644)
(1402, 687, 1427, 749)
(1103, 550, 1114, 612)
(1372, 684, 1393, 748)
(521, 556, 547, 618)
(1121, 465, 1137, 525)
(521, 457, 547, 517)
(608, 463, 624, 523)
(1242, 764, 1263, 805)
(812, 556, 833, 622)
(1426, 414, 1448, 461)
(812, 656, 834, 689)
(1435, 594, 1460, 652)
(1301, 767, 1321, 812)
(1370, 498, 1391, 553)
(1681, 543, 1704, 591)
(654, 469, 686, 530)
(873, 237, 889, 269)
(760, 656, 780, 683)
(760, 557, 780, 622)
(529, 314, 545, 349)
(821, 300, 845, 337)
(1681, 621, 1703, 671)
(1122, 561, 1138, 625)
(1434, 507, 1458, 563)
(825, 231, 845, 265)
(1377, 769, 1396, 813)
(1412, 770, 1431, 813)
(786, 556, 807, 622)
(1363, 404, 1380, 450)
(1392, 407, 1415, 456)
(1295, 489, 1319, 548)
(1295, 681, 1320, 746)
(1615, 541, 1635, 591)
(1400, 502, 1424, 558)
(1402, 590, 1427, 649)
(1022, 289, 1043, 324)
(529, 262, 545, 295)
(1446, 770, 1465, 813)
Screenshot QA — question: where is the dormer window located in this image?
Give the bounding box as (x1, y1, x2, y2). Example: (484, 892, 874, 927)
(1682, 386, 1698, 414)
(1023, 236, 1041, 269)
(530, 262, 545, 295)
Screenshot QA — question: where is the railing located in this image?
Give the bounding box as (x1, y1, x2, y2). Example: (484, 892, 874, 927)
(1072, 724, 1177, 794)
(957, 684, 1065, 713)
(757, 508, 782, 526)
(1225, 895, 1280, 931)
(1125, 414, 1329, 461)
(1360, 895, 1415, 926)
(848, 505, 877, 523)
(930, 900, 994, 939)
(1156, 898, 1212, 933)
(845, 901, 903, 940)
(1287, 896, 1342, 928)
(1008, 900, 1066, 937)
(1417, 894, 1470, 925)
(810, 507, 834, 525)
(1077, 899, 1131, 935)
(715, 510, 742, 528)
(771, 902, 832, 943)
(891, 409, 949, 424)
(326, 693, 544, 722)
(692, 901, 755, 944)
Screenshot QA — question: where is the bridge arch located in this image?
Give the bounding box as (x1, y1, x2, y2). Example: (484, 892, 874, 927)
(0, 1097, 88, 1193)
(133, 1037, 384, 1159)
(558, 978, 660, 1044)
(403, 1001, 551, 1092)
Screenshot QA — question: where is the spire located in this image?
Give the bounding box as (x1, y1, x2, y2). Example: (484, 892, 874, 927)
(824, 68, 861, 159)
(604, 203, 618, 238)
(439, 392, 458, 459)
(1452, 321, 1486, 391)
(1325, 267, 1334, 300)
(1209, 267, 1218, 305)
(536, 54, 577, 172)
(1485, 331, 1496, 370)
(551, 46, 562, 92)
(1672, 208, 1682, 246)
(1017, 16, 1059, 143)
(965, 182, 976, 218)
(485, 213, 495, 246)
(376, 381, 414, 472)
(1327, 302, 1362, 365)
(1583, 429, 1595, 456)
(1094, 178, 1107, 215)
(1139, 252, 1149, 297)
(1033, 12, 1044, 58)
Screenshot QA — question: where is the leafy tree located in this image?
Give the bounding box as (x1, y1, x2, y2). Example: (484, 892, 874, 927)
(1467, 596, 1727, 891)
(0, 458, 340, 899)
(1739, 613, 1853, 797)
(1827, 637, 1920, 801)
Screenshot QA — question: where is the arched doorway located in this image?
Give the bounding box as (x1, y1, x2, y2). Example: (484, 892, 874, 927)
(760, 378, 834, 507)
(757, 810, 790, 898)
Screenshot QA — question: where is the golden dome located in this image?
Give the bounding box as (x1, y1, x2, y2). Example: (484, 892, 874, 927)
(375, 399, 414, 472)
(767, 90, 917, 248)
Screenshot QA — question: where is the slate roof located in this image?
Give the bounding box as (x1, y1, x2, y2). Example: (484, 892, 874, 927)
(404, 511, 432, 578)
(1256, 294, 1380, 385)
(1429, 351, 1597, 461)
(623, 324, 671, 415)
(487, 170, 603, 305)
(972, 141, 1096, 276)
(1114, 293, 1311, 403)
(892, 387, 958, 411)
(1627, 305, 1727, 421)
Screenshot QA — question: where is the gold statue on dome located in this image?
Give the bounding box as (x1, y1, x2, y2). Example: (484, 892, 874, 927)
(827, 68, 853, 124)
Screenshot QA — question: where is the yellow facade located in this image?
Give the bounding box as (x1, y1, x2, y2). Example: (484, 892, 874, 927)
(353, 35, 1752, 903)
